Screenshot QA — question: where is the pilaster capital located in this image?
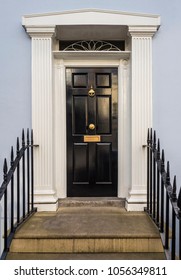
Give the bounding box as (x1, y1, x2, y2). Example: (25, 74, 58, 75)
(25, 25, 56, 38)
(128, 25, 159, 37)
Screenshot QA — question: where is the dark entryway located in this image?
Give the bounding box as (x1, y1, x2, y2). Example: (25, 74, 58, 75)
(66, 68, 118, 196)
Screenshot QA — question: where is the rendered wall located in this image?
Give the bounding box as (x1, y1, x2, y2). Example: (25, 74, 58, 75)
(0, 0, 181, 187)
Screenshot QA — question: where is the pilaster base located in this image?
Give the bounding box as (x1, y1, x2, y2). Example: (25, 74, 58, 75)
(125, 189, 147, 211)
(34, 190, 58, 211)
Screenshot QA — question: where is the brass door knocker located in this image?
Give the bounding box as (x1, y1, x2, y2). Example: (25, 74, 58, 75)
(88, 85, 95, 97)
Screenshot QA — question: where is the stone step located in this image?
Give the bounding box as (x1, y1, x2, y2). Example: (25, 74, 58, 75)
(9, 207, 164, 254)
(7, 252, 166, 260)
(58, 197, 125, 208)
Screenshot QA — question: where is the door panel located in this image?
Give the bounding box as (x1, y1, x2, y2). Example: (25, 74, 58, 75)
(73, 96, 88, 134)
(96, 73, 111, 88)
(66, 68, 118, 197)
(73, 143, 89, 183)
(96, 143, 112, 183)
(96, 96, 111, 134)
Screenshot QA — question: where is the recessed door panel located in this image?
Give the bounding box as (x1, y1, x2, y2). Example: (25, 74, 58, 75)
(96, 73, 111, 88)
(73, 96, 87, 134)
(73, 73, 88, 88)
(73, 143, 89, 183)
(66, 68, 118, 197)
(96, 143, 112, 183)
(97, 96, 111, 134)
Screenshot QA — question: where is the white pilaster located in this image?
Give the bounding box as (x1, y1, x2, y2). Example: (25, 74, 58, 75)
(118, 59, 131, 198)
(26, 26, 58, 211)
(126, 26, 158, 211)
(54, 60, 67, 198)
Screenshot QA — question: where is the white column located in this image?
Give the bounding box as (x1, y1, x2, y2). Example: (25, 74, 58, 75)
(26, 26, 58, 211)
(126, 26, 158, 211)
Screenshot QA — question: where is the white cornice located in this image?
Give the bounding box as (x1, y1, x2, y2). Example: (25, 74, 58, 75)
(22, 8, 160, 19)
(22, 8, 160, 28)
(128, 25, 159, 37)
(25, 26, 56, 37)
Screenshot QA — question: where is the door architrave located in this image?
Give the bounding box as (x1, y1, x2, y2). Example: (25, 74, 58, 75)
(54, 58, 130, 200)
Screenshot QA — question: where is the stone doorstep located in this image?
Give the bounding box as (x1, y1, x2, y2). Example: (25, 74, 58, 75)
(10, 237, 164, 253)
(8, 207, 164, 254)
(58, 198, 126, 208)
(6, 252, 166, 260)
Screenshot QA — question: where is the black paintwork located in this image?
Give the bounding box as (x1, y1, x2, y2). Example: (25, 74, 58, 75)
(66, 68, 118, 196)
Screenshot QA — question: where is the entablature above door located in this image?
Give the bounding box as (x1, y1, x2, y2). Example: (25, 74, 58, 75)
(53, 51, 130, 60)
(22, 8, 160, 41)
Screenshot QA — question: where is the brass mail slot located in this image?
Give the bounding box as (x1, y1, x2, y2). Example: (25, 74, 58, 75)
(84, 135, 101, 142)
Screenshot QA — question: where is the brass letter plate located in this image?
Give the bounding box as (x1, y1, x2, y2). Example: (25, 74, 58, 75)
(84, 135, 101, 142)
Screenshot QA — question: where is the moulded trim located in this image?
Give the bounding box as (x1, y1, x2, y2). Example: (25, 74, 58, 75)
(22, 8, 160, 28)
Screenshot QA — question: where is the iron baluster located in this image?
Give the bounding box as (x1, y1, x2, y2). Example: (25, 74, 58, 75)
(22, 129, 26, 219)
(16, 137, 20, 224)
(31, 129, 34, 211)
(178, 189, 181, 259)
(164, 161, 170, 250)
(153, 131, 156, 221)
(27, 129, 30, 214)
(171, 209, 176, 259)
(150, 128, 153, 216)
(10, 147, 14, 233)
(147, 129, 150, 213)
(180, 219, 181, 260)
(160, 149, 165, 233)
(3, 159, 8, 252)
(171, 176, 177, 260)
(156, 139, 160, 226)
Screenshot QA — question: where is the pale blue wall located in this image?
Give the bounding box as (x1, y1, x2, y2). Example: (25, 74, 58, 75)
(0, 0, 181, 185)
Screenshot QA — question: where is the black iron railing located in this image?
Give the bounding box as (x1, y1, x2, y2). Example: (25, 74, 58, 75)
(146, 128, 181, 260)
(0, 129, 37, 259)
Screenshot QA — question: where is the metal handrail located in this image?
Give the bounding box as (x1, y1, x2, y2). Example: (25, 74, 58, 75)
(145, 128, 181, 260)
(0, 129, 37, 260)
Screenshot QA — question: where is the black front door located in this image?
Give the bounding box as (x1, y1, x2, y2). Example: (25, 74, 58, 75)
(66, 68, 118, 197)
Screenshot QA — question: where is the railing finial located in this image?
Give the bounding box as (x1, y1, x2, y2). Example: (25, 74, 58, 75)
(150, 128, 153, 143)
(27, 128, 30, 145)
(166, 161, 170, 185)
(147, 128, 150, 144)
(3, 159, 8, 180)
(16, 137, 20, 154)
(11, 147, 14, 167)
(22, 129, 25, 147)
(161, 149, 165, 173)
(157, 139, 160, 160)
(172, 176, 177, 202)
(31, 129, 34, 145)
(153, 130, 156, 150)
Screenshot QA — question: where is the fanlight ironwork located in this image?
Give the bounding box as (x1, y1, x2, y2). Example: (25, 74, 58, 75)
(63, 40, 121, 51)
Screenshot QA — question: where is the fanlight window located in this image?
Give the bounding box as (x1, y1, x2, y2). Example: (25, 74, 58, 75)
(59, 40, 125, 51)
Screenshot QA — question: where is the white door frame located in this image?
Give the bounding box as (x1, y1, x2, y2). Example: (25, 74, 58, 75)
(54, 57, 130, 200)
(22, 9, 160, 211)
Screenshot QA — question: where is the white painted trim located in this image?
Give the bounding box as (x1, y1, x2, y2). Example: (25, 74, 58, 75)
(22, 8, 160, 27)
(54, 57, 130, 201)
(22, 8, 160, 19)
(54, 60, 67, 199)
(125, 190, 147, 211)
(53, 51, 130, 60)
(22, 9, 160, 211)
(34, 190, 58, 211)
